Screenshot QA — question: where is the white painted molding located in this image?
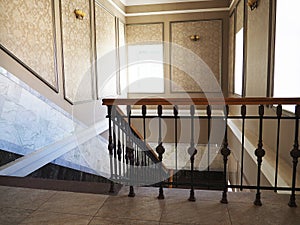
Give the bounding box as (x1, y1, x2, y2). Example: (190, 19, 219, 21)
(105, 0, 126, 16)
(106, 0, 230, 17)
(121, 0, 213, 6)
(126, 7, 228, 17)
(229, 0, 237, 10)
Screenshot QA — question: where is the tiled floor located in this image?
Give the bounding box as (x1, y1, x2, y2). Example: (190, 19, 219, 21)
(0, 185, 300, 225)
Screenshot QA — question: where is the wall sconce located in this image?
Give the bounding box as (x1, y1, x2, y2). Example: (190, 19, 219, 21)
(190, 35, 200, 42)
(74, 9, 86, 20)
(248, 0, 258, 11)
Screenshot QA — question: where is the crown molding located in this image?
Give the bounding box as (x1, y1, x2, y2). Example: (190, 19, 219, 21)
(120, 0, 213, 6)
(126, 7, 228, 16)
(229, 0, 238, 11)
(107, 0, 230, 17)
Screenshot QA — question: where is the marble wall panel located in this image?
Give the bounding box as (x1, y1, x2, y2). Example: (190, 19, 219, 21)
(0, 69, 74, 154)
(0, 68, 109, 176)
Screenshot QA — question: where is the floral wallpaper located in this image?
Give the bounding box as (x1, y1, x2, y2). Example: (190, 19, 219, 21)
(0, 0, 58, 90)
(126, 23, 163, 44)
(95, 4, 116, 57)
(246, 0, 269, 96)
(171, 20, 222, 92)
(95, 3, 117, 97)
(61, 0, 93, 103)
(236, 0, 244, 33)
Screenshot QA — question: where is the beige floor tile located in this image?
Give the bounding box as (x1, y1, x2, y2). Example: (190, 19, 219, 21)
(227, 190, 294, 205)
(0, 187, 56, 210)
(164, 188, 223, 202)
(0, 186, 9, 192)
(38, 191, 108, 216)
(261, 191, 292, 205)
(160, 222, 196, 225)
(20, 211, 91, 225)
(118, 186, 161, 198)
(0, 207, 33, 225)
(2, 185, 300, 225)
(160, 199, 231, 225)
(96, 195, 165, 221)
(227, 191, 256, 203)
(90, 216, 160, 225)
(228, 202, 300, 225)
(120, 186, 223, 202)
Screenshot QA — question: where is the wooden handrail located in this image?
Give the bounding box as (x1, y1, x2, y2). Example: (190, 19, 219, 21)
(103, 97, 300, 106)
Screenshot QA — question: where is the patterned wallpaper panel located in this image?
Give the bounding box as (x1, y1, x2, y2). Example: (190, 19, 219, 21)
(61, 0, 93, 103)
(0, 0, 57, 90)
(95, 5, 116, 57)
(236, 0, 244, 32)
(246, 0, 269, 96)
(171, 20, 222, 92)
(95, 3, 117, 97)
(126, 23, 163, 44)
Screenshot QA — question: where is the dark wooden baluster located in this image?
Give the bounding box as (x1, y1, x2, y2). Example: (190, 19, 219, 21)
(240, 105, 246, 191)
(134, 142, 139, 185)
(188, 105, 197, 202)
(112, 106, 118, 181)
(125, 115, 129, 184)
(117, 114, 122, 180)
(288, 105, 300, 207)
(156, 105, 165, 200)
(127, 142, 135, 197)
(134, 144, 140, 166)
(274, 105, 282, 192)
(135, 142, 140, 167)
(126, 105, 135, 197)
(122, 119, 126, 178)
(220, 105, 230, 204)
(125, 137, 129, 181)
(147, 156, 151, 183)
(174, 105, 179, 188)
(107, 105, 115, 193)
(254, 105, 266, 206)
(142, 105, 146, 183)
(207, 105, 211, 171)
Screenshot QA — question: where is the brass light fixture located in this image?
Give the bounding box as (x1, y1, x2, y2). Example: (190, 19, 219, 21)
(74, 9, 85, 20)
(190, 35, 200, 42)
(248, 0, 258, 11)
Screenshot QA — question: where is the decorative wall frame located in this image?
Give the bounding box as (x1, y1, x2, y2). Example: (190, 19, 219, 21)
(0, 0, 59, 93)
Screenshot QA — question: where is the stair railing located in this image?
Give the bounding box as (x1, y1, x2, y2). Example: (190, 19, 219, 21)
(103, 97, 300, 207)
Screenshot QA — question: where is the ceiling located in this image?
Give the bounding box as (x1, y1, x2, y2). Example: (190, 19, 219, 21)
(119, 0, 216, 6)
